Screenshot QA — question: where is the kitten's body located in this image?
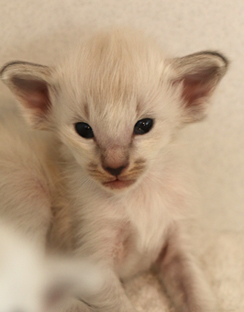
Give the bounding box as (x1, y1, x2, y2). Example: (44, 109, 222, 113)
(0, 29, 228, 312)
(67, 145, 188, 279)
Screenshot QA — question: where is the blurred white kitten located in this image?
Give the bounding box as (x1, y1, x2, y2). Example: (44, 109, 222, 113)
(0, 222, 46, 312)
(1, 29, 228, 312)
(0, 222, 104, 312)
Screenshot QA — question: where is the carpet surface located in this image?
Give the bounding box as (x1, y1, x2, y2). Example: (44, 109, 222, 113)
(0, 1, 243, 311)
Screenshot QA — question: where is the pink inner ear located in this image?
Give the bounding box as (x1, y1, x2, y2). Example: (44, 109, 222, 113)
(180, 67, 217, 108)
(12, 76, 50, 113)
(25, 89, 49, 109)
(182, 78, 210, 107)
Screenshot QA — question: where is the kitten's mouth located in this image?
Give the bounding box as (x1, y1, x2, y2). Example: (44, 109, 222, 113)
(102, 178, 136, 190)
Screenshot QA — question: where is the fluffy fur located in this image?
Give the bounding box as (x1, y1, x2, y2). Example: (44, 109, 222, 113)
(0, 28, 228, 312)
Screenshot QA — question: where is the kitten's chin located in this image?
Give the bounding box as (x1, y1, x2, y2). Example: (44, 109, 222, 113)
(102, 179, 136, 190)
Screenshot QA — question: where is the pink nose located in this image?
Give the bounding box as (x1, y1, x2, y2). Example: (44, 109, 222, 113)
(103, 163, 128, 176)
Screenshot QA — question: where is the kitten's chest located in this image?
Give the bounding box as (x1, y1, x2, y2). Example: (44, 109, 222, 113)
(115, 185, 172, 278)
(71, 166, 188, 277)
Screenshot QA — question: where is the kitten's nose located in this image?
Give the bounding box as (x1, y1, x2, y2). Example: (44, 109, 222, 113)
(104, 164, 128, 176)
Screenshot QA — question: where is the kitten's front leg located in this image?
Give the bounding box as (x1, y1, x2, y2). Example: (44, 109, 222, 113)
(154, 223, 219, 312)
(76, 268, 137, 312)
(51, 264, 137, 312)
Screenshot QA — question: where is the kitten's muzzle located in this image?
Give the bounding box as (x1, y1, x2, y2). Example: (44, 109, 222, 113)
(102, 162, 137, 190)
(87, 159, 146, 190)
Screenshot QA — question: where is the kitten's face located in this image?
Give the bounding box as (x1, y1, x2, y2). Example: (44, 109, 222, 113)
(53, 35, 181, 192)
(56, 92, 179, 192)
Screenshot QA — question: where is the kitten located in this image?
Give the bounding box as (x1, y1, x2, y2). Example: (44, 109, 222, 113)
(1, 29, 228, 312)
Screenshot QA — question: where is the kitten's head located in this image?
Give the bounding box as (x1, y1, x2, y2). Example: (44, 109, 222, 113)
(1, 29, 228, 192)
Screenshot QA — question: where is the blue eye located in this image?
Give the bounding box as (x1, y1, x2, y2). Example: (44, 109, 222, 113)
(134, 118, 154, 135)
(75, 122, 94, 139)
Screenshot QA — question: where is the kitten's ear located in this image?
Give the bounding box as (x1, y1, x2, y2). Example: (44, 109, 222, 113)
(171, 51, 228, 122)
(1, 61, 56, 129)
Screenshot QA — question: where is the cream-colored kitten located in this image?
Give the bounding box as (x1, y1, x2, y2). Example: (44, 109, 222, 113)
(1, 29, 228, 312)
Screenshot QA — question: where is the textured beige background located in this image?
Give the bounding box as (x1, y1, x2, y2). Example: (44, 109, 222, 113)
(0, 1, 243, 311)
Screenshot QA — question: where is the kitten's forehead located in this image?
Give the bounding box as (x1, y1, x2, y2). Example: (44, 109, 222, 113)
(78, 30, 163, 101)
(61, 29, 164, 95)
